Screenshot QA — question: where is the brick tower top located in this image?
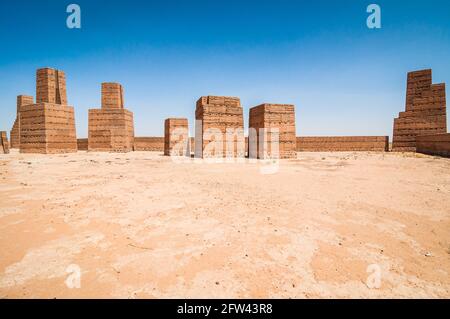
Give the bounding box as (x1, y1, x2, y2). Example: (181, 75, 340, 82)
(101, 82, 124, 109)
(36, 68, 67, 105)
(196, 96, 241, 109)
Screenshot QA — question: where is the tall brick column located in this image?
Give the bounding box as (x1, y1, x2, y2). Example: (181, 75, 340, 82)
(36, 68, 67, 104)
(19, 68, 77, 154)
(249, 103, 296, 159)
(88, 83, 135, 152)
(392, 69, 447, 152)
(195, 96, 244, 158)
(164, 118, 189, 156)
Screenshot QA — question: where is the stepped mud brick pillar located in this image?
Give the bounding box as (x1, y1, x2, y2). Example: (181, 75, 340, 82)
(10, 95, 34, 148)
(392, 69, 447, 152)
(195, 96, 244, 158)
(1, 131, 10, 154)
(88, 83, 134, 152)
(19, 68, 77, 154)
(249, 104, 296, 159)
(164, 118, 189, 156)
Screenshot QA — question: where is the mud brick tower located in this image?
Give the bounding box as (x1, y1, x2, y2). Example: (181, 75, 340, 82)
(164, 118, 189, 156)
(88, 83, 134, 152)
(19, 68, 77, 154)
(1, 131, 10, 154)
(195, 96, 244, 158)
(392, 69, 447, 152)
(249, 104, 296, 159)
(10, 95, 34, 148)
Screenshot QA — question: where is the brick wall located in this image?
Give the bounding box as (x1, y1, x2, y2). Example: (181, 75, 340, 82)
(416, 133, 450, 158)
(77, 138, 88, 151)
(296, 136, 389, 152)
(20, 103, 77, 154)
(392, 69, 447, 152)
(164, 118, 189, 156)
(195, 96, 244, 158)
(249, 104, 296, 159)
(133, 137, 164, 151)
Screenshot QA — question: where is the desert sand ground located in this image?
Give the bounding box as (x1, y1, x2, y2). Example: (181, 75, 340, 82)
(0, 150, 449, 298)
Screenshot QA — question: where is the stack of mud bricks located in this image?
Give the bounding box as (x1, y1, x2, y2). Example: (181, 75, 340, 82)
(19, 68, 77, 154)
(0, 131, 9, 154)
(10, 95, 34, 148)
(77, 138, 88, 151)
(133, 137, 164, 151)
(392, 69, 447, 152)
(296, 136, 389, 152)
(164, 118, 189, 156)
(249, 104, 296, 159)
(88, 83, 134, 152)
(416, 133, 450, 158)
(195, 96, 244, 158)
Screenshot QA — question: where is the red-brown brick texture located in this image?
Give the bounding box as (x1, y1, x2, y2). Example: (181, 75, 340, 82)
(296, 136, 389, 152)
(10, 95, 34, 149)
(416, 133, 450, 158)
(19, 68, 77, 154)
(88, 83, 135, 152)
(195, 96, 244, 158)
(1, 131, 10, 154)
(249, 104, 296, 159)
(164, 118, 189, 156)
(392, 69, 447, 152)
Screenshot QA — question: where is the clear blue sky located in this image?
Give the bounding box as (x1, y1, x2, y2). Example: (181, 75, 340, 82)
(1, 0, 449, 138)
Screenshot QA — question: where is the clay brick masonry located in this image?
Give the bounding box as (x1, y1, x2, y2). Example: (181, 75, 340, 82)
(88, 83, 135, 152)
(164, 118, 189, 156)
(392, 69, 447, 152)
(195, 96, 245, 158)
(416, 133, 450, 158)
(10, 95, 34, 149)
(5, 67, 449, 158)
(296, 136, 389, 152)
(19, 68, 77, 154)
(0, 131, 9, 154)
(249, 104, 296, 159)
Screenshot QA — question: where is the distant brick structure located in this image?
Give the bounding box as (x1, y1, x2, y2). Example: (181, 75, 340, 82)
(10, 95, 34, 148)
(297, 136, 389, 152)
(416, 134, 450, 158)
(19, 68, 77, 154)
(1, 131, 10, 154)
(248, 104, 296, 159)
(133, 137, 164, 151)
(77, 138, 88, 151)
(195, 96, 244, 158)
(164, 118, 189, 156)
(392, 69, 447, 152)
(88, 83, 134, 152)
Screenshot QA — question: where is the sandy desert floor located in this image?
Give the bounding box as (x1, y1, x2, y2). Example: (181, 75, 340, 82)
(0, 150, 449, 298)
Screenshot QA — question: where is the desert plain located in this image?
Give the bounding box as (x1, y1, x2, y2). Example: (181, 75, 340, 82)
(0, 150, 449, 298)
